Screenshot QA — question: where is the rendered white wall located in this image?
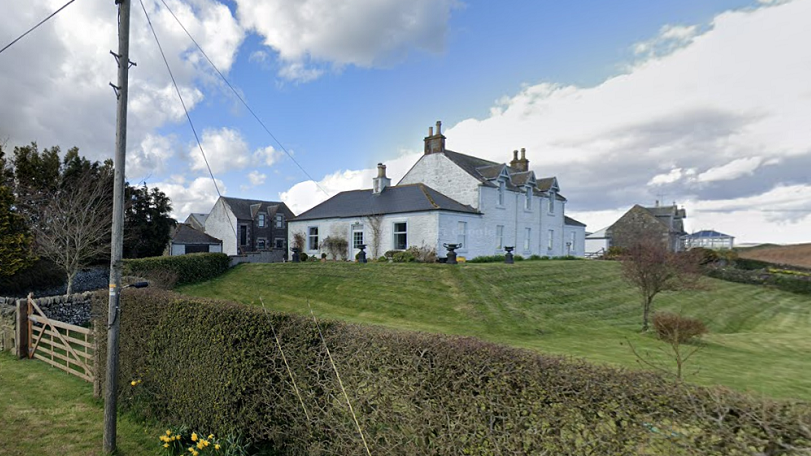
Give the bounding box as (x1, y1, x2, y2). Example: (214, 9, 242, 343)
(205, 199, 238, 256)
(398, 154, 482, 209)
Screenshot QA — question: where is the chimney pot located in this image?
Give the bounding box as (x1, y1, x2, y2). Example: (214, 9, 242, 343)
(436, 120, 442, 135)
(429, 126, 433, 136)
(520, 148, 526, 160)
(377, 163, 387, 178)
(513, 150, 518, 160)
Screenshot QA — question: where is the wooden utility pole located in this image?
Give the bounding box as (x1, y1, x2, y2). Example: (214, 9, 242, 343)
(104, 0, 132, 452)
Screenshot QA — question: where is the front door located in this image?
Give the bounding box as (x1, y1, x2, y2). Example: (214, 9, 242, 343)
(351, 225, 364, 260)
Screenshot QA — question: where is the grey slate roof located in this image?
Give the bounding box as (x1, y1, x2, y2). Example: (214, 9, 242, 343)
(443, 150, 565, 199)
(221, 197, 295, 220)
(171, 224, 222, 245)
(294, 183, 479, 221)
(564, 216, 586, 227)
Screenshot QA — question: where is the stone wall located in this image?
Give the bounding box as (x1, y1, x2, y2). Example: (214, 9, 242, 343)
(0, 302, 17, 353)
(229, 249, 285, 267)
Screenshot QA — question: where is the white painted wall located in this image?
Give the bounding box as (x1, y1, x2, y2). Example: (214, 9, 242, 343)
(205, 199, 238, 255)
(288, 212, 441, 260)
(398, 153, 482, 209)
(563, 224, 586, 257)
(170, 244, 185, 256)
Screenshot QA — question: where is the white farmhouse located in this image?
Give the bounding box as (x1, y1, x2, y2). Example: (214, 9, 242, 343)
(288, 121, 586, 260)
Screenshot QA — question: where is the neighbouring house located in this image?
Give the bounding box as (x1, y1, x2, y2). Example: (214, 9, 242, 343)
(185, 213, 208, 232)
(683, 230, 735, 250)
(587, 202, 688, 254)
(195, 197, 296, 256)
(288, 121, 586, 260)
(167, 223, 223, 256)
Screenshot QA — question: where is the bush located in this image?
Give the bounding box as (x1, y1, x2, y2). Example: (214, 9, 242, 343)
(391, 251, 415, 263)
(406, 245, 437, 263)
(122, 253, 230, 286)
(705, 266, 811, 295)
(735, 257, 773, 270)
(95, 290, 811, 456)
(377, 256, 387, 262)
(467, 255, 505, 263)
(320, 236, 348, 260)
(652, 312, 708, 344)
(298, 252, 308, 262)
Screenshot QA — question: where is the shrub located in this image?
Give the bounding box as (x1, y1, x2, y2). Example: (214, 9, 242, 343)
(94, 290, 811, 456)
(735, 257, 772, 270)
(652, 312, 708, 344)
(467, 255, 505, 263)
(377, 256, 387, 262)
(298, 252, 308, 262)
(0, 257, 65, 295)
(123, 253, 229, 286)
(391, 251, 415, 263)
(320, 236, 348, 260)
(291, 232, 305, 251)
(689, 247, 719, 265)
(383, 250, 398, 259)
(320, 253, 327, 260)
(406, 244, 437, 263)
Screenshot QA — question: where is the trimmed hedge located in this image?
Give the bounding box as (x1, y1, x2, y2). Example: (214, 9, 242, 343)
(123, 253, 230, 286)
(94, 290, 811, 455)
(706, 266, 811, 296)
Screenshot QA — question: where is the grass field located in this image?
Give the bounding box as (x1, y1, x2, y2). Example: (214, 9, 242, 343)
(0, 353, 160, 456)
(179, 260, 811, 401)
(738, 242, 811, 268)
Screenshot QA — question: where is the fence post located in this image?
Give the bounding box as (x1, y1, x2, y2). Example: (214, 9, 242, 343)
(14, 299, 28, 359)
(93, 320, 101, 398)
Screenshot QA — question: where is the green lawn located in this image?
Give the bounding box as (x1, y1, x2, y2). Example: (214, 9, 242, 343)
(0, 352, 161, 456)
(179, 260, 811, 401)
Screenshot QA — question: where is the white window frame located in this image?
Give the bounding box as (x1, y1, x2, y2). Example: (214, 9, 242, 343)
(524, 227, 531, 251)
(393, 221, 408, 250)
(275, 214, 283, 228)
(308, 226, 319, 251)
(548, 229, 554, 250)
(525, 187, 532, 211)
(258, 214, 265, 227)
(353, 229, 364, 249)
(498, 180, 506, 207)
(457, 221, 467, 249)
(496, 225, 504, 249)
(570, 232, 576, 254)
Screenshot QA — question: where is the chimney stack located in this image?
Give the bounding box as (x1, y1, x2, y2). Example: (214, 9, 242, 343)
(373, 163, 391, 194)
(423, 120, 446, 154)
(509, 148, 530, 172)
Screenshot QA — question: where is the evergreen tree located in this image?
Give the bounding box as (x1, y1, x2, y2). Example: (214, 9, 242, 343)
(124, 184, 176, 258)
(0, 146, 35, 276)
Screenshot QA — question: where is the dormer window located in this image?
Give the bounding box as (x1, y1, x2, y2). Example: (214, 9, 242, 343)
(258, 213, 265, 227)
(498, 180, 506, 206)
(275, 214, 283, 228)
(525, 187, 532, 210)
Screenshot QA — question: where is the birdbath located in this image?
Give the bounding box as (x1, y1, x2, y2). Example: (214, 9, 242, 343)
(357, 244, 367, 263)
(504, 246, 515, 264)
(291, 247, 301, 263)
(443, 243, 462, 265)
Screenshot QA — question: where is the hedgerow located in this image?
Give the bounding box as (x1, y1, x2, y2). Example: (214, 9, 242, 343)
(94, 290, 811, 455)
(123, 253, 230, 286)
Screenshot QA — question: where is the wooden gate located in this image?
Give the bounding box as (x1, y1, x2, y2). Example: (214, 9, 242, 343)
(27, 295, 96, 383)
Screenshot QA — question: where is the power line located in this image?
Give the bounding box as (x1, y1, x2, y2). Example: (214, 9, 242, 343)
(154, 0, 332, 198)
(0, 0, 78, 56)
(137, 0, 243, 252)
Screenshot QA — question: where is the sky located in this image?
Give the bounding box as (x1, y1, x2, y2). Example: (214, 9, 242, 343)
(1, 0, 809, 245)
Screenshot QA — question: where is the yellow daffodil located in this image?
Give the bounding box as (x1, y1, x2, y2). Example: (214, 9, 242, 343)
(166, 430, 172, 436)
(188, 447, 194, 453)
(163, 443, 169, 448)
(192, 451, 199, 456)
(197, 442, 204, 450)
(191, 432, 198, 442)
(215, 444, 221, 450)
(130, 380, 137, 386)
(208, 434, 214, 440)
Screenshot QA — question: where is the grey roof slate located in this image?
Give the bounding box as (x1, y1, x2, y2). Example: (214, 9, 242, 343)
(442, 150, 565, 199)
(294, 183, 479, 221)
(685, 230, 732, 239)
(171, 224, 222, 245)
(221, 197, 295, 220)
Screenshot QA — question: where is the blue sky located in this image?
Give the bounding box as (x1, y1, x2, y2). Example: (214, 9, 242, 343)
(2, 0, 810, 244)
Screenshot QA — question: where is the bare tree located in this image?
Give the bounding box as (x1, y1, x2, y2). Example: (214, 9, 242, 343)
(620, 232, 700, 332)
(32, 173, 112, 294)
(364, 214, 384, 259)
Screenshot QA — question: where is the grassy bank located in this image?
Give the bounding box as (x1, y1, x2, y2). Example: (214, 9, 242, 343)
(179, 260, 811, 400)
(0, 353, 160, 456)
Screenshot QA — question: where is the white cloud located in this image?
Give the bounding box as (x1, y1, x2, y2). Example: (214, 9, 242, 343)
(247, 170, 266, 186)
(648, 168, 685, 186)
(128, 133, 177, 179)
(153, 176, 226, 220)
(236, 0, 458, 81)
(696, 157, 762, 183)
(189, 128, 282, 175)
(0, 0, 243, 165)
